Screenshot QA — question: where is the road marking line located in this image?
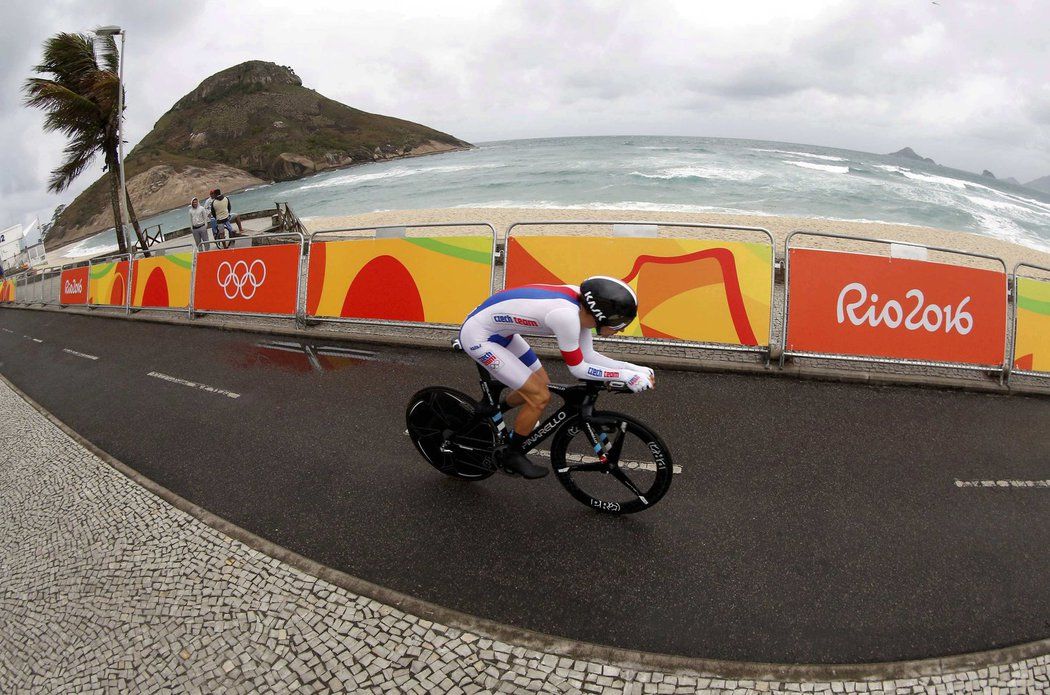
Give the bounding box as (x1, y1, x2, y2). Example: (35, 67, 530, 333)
(1, 328, 12, 333)
(533, 448, 683, 474)
(32, 338, 43, 343)
(955, 479, 1050, 488)
(399, 432, 682, 474)
(63, 349, 99, 361)
(147, 371, 241, 399)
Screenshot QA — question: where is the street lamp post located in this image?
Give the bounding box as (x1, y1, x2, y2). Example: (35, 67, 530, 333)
(96, 25, 129, 253)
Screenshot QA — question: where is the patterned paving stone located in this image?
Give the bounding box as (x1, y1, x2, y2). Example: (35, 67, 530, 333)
(0, 378, 1047, 693)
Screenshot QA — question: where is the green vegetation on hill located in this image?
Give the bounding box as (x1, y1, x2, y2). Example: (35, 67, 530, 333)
(131, 61, 471, 180)
(48, 60, 471, 246)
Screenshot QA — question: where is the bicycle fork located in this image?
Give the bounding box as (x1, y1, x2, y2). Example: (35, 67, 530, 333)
(584, 419, 626, 466)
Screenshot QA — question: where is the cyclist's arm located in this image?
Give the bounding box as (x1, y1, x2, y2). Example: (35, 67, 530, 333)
(578, 329, 652, 376)
(547, 308, 651, 388)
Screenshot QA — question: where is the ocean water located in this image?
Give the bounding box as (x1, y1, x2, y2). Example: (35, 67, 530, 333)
(62, 135, 1050, 258)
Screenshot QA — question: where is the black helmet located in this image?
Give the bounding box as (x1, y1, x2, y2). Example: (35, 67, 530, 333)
(579, 276, 638, 329)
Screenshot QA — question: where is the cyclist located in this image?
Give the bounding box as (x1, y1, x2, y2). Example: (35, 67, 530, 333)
(460, 276, 655, 479)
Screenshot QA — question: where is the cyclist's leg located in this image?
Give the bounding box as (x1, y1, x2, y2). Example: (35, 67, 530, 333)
(461, 332, 549, 477)
(462, 336, 534, 395)
(503, 335, 549, 409)
(512, 371, 551, 438)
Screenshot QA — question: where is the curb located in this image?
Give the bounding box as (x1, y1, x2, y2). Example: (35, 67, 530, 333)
(7, 303, 1050, 400)
(2, 371, 1048, 683)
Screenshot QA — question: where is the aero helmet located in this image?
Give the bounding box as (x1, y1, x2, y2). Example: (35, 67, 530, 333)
(579, 276, 638, 329)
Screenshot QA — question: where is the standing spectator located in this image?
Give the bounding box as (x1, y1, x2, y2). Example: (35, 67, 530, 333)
(203, 189, 225, 248)
(211, 188, 236, 248)
(188, 197, 210, 249)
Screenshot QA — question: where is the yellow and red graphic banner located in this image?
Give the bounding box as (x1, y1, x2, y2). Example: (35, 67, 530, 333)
(131, 253, 192, 309)
(0, 278, 14, 303)
(193, 244, 300, 315)
(505, 236, 772, 346)
(307, 237, 492, 324)
(60, 267, 89, 305)
(1013, 276, 1050, 372)
(88, 260, 130, 306)
(787, 248, 1006, 365)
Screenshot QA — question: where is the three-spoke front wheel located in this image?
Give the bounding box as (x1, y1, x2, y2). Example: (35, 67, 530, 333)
(405, 387, 497, 480)
(549, 411, 674, 514)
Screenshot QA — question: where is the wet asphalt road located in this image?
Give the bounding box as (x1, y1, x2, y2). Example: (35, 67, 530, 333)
(1, 307, 1048, 664)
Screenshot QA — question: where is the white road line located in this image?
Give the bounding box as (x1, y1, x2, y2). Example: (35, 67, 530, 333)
(32, 338, 43, 343)
(147, 371, 241, 399)
(955, 479, 1050, 488)
(533, 448, 683, 474)
(1, 328, 13, 333)
(63, 348, 99, 361)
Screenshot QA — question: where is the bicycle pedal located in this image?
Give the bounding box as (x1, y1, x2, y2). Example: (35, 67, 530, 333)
(439, 442, 454, 454)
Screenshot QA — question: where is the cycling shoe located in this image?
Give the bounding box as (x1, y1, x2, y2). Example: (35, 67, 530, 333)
(499, 448, 549, 479)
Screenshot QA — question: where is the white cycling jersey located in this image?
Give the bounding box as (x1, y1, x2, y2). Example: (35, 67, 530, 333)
(459, 284, 652, 391)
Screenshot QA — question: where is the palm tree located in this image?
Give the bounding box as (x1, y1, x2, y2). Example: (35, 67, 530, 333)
(23, 31, 148, 255)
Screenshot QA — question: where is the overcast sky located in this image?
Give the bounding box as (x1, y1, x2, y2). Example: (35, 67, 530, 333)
(2, 0, 1048, 241)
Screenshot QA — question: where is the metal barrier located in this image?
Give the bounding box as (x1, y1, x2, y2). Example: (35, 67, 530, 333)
(780, 230, 1010, 375)
(1007, 262, 1050, 381)
(29, 272, 44, 305)
(305, 223, 498, 328)
(143, 224, 164, 248)
(40, 268, 61, 305)
(1, 272, 24, 303)
(504, 220, 777, 357)
(58, 262, 91, 306)
(192, 231, 305, 320)
(130, 244, 196, 315)
(15, 274, 28, 304)
(86, 253, 134, 314)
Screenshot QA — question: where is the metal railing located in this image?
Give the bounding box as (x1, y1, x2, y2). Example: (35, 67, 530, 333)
(304, 223, 499, 328)
(86, 253, 134, 314)
(779, 230, 1011, 377)
(142, 224, 164, 249)
(1006, 262, 1050, 382)
(505, 220, 777, 359)
(192, 231, 306, 321)
(130, 243, 198, 315)
(2, 217, 1042, 392)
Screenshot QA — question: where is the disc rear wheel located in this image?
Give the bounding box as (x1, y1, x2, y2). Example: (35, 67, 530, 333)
(406, 387, 497, 480)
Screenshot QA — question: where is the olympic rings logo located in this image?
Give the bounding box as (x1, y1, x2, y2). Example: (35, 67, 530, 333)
(217, 259, 267, 300)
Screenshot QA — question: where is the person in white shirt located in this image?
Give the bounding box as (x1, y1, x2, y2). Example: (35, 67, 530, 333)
(188, 197, 210, 249)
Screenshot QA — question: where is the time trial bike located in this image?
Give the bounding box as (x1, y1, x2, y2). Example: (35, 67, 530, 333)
(405, 341, 674, 514)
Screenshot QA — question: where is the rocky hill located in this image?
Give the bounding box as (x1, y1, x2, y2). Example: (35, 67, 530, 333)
(888, 147, 936, 165)
(1025, 175, 1050, 195)
(47, 61, 472, 247)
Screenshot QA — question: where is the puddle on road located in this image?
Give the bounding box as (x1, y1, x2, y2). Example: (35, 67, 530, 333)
(229, 340, 415, 373)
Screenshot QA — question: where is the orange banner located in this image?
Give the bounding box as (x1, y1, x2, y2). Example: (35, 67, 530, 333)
(60, 267, 89, 305)
(786, 249, 1006, 365)
(193, 244, 301, 315)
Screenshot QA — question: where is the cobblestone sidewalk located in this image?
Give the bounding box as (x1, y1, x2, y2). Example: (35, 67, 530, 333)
(0, 378, 1046, 693)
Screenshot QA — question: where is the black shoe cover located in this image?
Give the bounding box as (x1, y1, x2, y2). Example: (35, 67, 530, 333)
(501, 449, 549, 479)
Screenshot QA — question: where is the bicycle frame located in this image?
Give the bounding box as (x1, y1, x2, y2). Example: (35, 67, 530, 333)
(472, 364, 616, 462)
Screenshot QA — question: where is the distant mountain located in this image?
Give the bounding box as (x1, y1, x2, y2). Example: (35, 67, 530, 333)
(981, 170, 996, 178)
(1003, 176, 1021, 185)
(47, 61, 472, 247)
(1025, 175, 1050, 195)
(888, 147, 936, 165)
